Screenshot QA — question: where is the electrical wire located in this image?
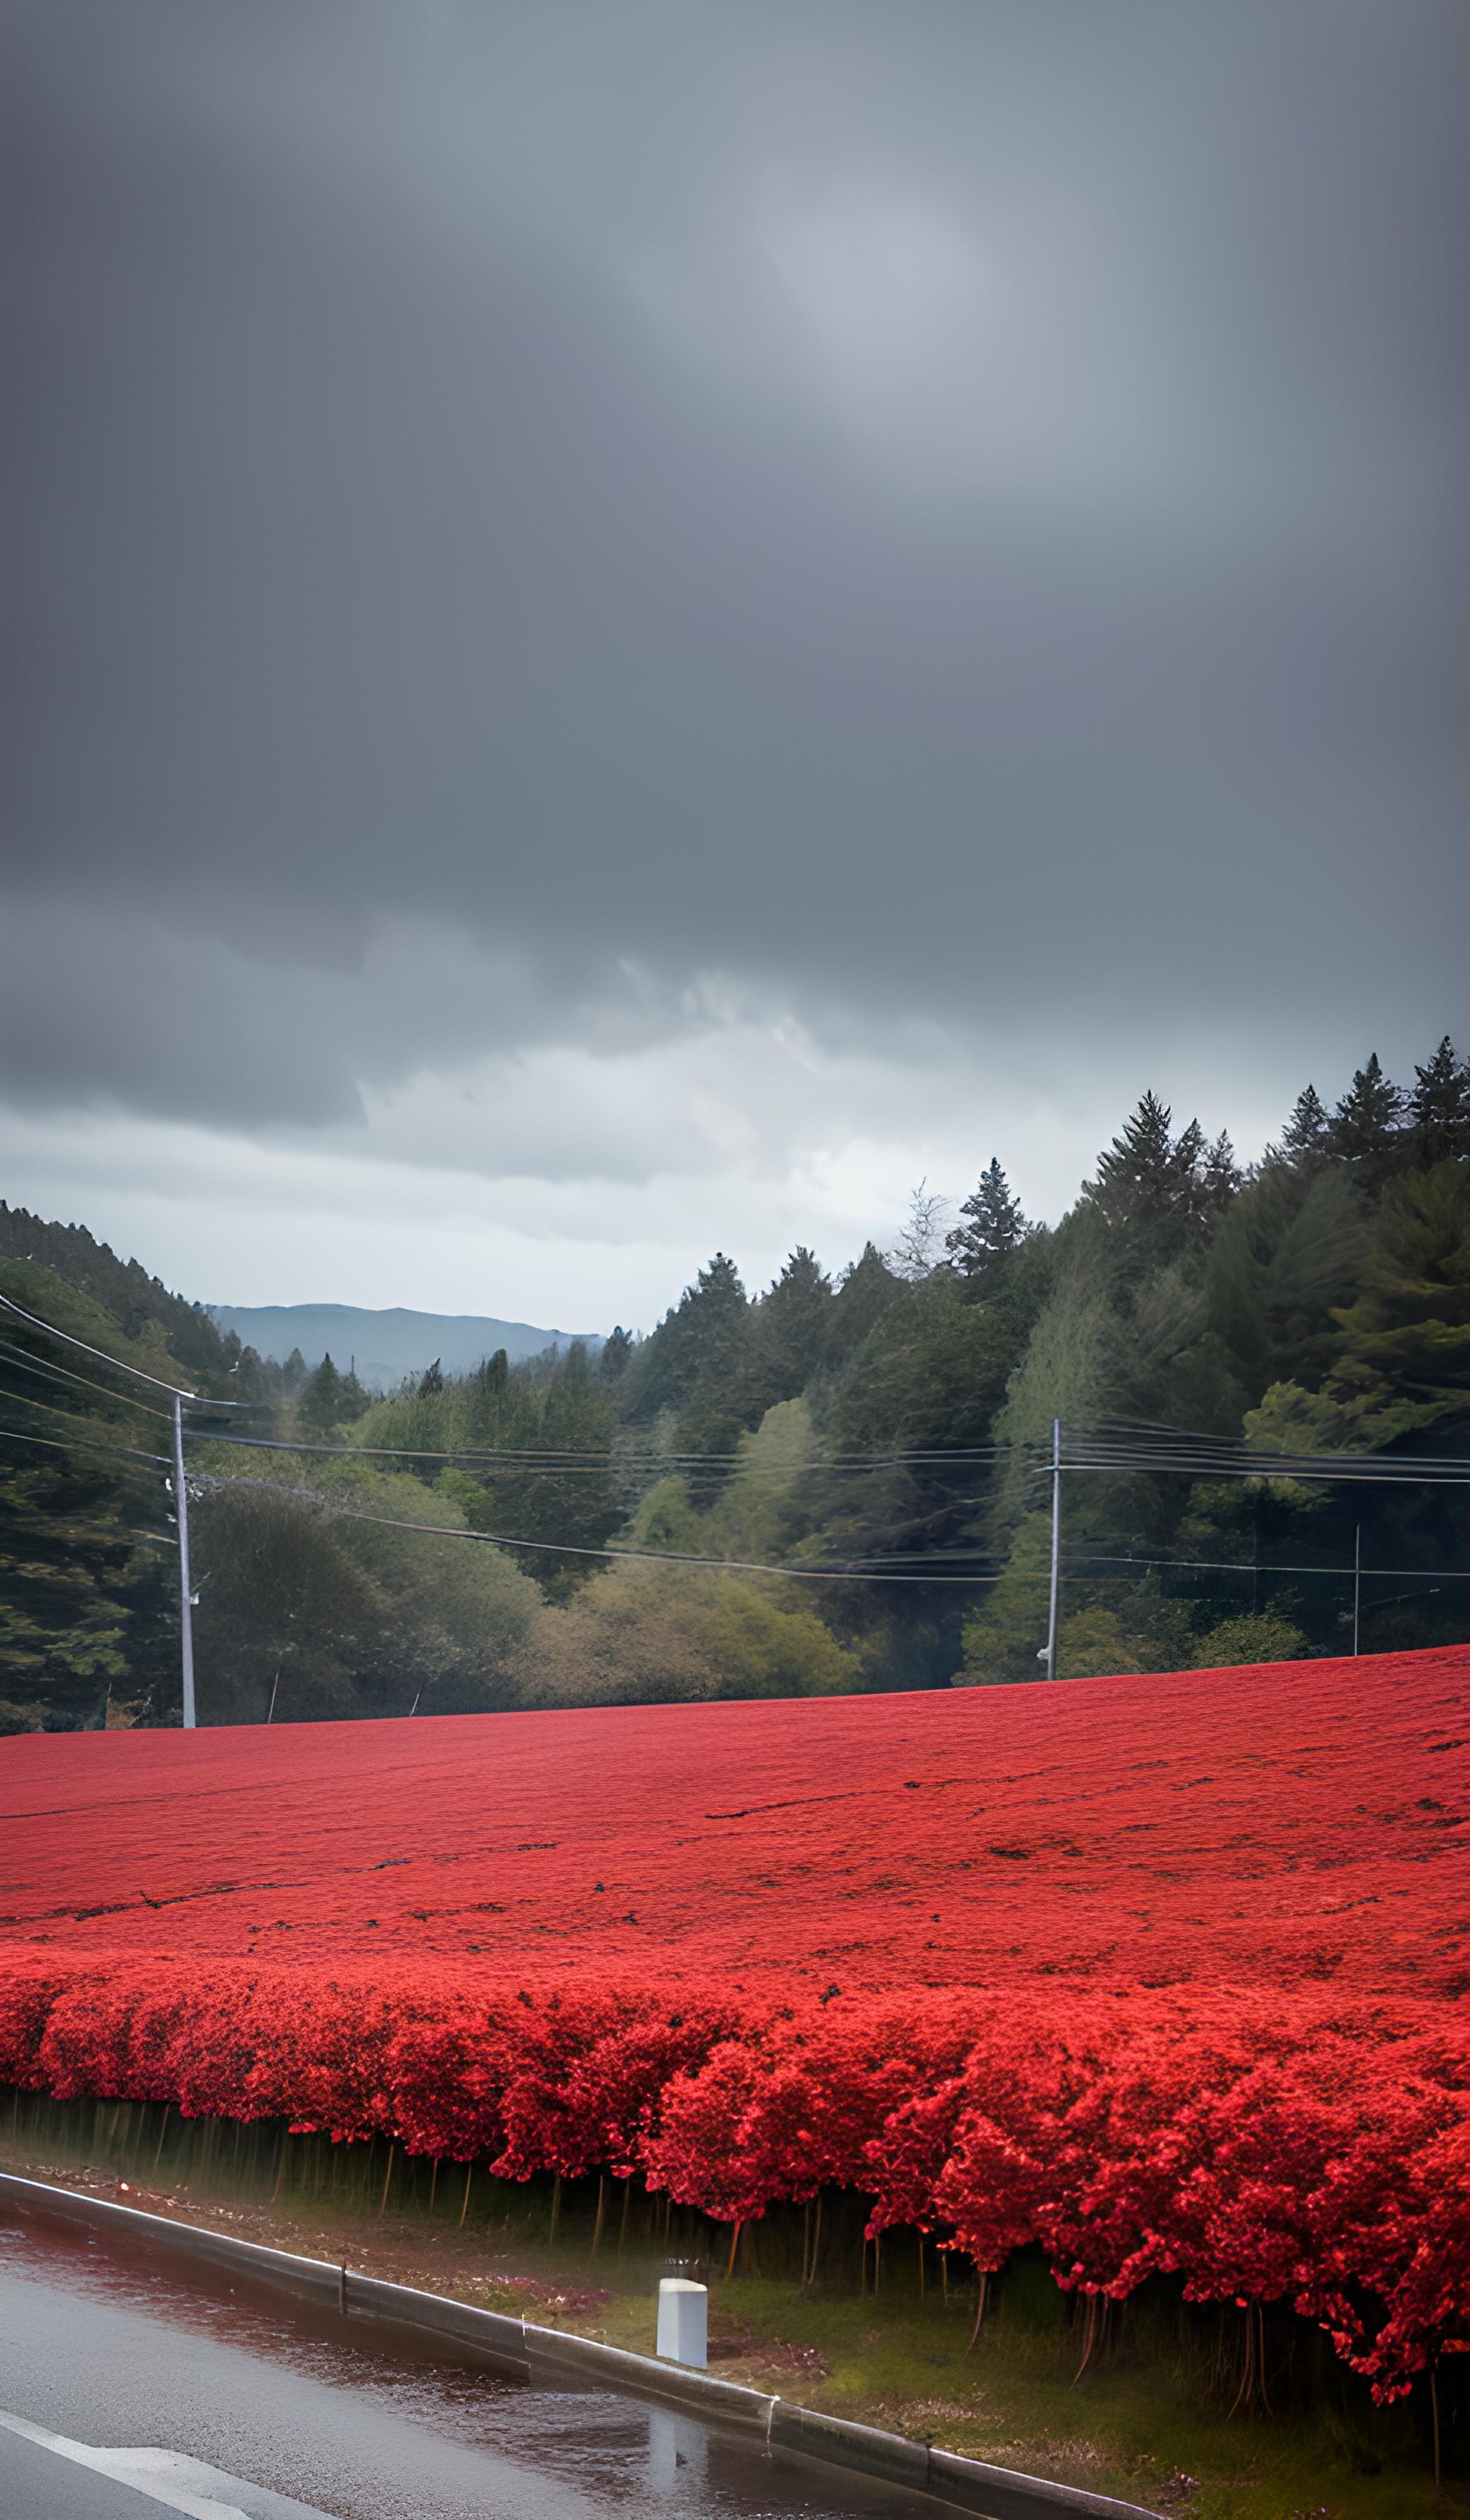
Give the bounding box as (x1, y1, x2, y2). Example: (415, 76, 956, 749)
(0, 1380, 174, 1447)
(1049, 1461, 1470, 1488)
(186, 1471, 1016, 1586)
(1078, 1413, 1470, 1468)
(1059, 1548, 1470, 1583)
(0, 1290, 246, 1405)
(196, 1426, 1025, 1471)
(1059, 1441, 1470, 1476)
(0, 1420, 168, 1469)
(1028, 1422, 1470, 1487)
(0, 1335, 174, 1421)
(1061, 1416, 1470, 1474)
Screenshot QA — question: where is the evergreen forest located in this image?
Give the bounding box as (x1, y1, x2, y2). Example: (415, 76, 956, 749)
(1, 1037, 1466, 1732)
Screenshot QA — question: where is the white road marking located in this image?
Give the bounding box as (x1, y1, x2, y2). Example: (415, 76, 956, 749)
(0, 2410, 332, 2519)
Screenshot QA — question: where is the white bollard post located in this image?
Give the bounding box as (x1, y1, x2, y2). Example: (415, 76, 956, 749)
(656, 2276, 708, 2368)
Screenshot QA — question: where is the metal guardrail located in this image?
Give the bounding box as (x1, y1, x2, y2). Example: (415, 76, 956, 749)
(0, 2171, 1162, 2520)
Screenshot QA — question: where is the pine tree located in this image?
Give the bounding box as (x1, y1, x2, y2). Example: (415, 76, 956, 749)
(620, 1252, 751, 1432)
(599, 1326, 634, 1380)
(825, 1243, 905, 1368)
(946, 1159, 1033, 1275)
(1171, 1117, 1206, 1212)
(1199, 1131, 1243, 1220)
(757, 1247, 833, 1396)
(1329, 1053, 1405, 1174)
(299, 1352, 344, 1432)
(1084, 1093, 1185, 1239)
(1279, 1084, 1330, 1162)
(417, 1357, 445, 1398)
(1407, 1036, 1470, 1166)
(667, 1254, 753, 1454)
(1329, 1161, 1470, 1430)
(465, 1348, 512, 1444)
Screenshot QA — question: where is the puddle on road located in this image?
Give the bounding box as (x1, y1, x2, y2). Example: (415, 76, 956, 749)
(0, 2206, 926, 2519)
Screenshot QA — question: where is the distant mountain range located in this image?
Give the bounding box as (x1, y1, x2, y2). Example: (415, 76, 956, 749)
(206, 1302, 601, 1388)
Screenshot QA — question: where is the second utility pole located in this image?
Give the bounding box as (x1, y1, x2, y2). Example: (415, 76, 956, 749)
(172, 1391, 197, 1728)
(1044, 1417, 1061, 1679)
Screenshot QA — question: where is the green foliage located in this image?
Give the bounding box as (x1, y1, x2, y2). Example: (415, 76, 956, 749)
(599, 1326, 634, 1380)
(1244, 1378, 1368, 1454)
(1279, 1083, 1331, 1162)
(824, 1242, 905, 1368)
(188, 1462, 541, 1724)
(0, 1258, 179, 1725)
(1239, 1164, 1470, 1453)
(299, 1351, 346, 1433)
(0, 1203, 236, 1390)
(829, 1278, 1028, 1454)
(1103, 1261, 1219, 1429)
(690, 1399, 825, 1570)
(513, 1557, 860, 1707)
(0, 1252, 182, 1389)
(748, 1248, 834, 1410)
(1407, 1036, 1470, 1166)
(621, 1252, 755, 1453)
(1328, 1161, 1470, 1429)
(947, 1159, 1032, 1276)
(952, 1515, 1053, 1684)
(1056, 1596, 1194, 1679)
(1074, 1091, 1232, 1282)
(4, 1038, 1466, 1721)
(1191, 1609, 1307, 1669)
(1329, 1052, 1406, 1183)
(986, 1279, 1116, 1536)
(1208, 1161, 1370, 1396)
(348, 1337, 624, 1584)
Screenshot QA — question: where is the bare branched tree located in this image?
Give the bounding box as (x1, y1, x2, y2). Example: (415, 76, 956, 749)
(889, 1178, 952, 1282)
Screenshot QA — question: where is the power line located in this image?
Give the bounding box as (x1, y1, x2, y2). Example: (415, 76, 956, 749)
(1032, 1421, 1470, 1488)
(0, 1380, 174, 1449)
(0, 1358, 1027, 1493)
(188, 1471, 1016, 1586)
(1061, 1548, 1470, 1583)
(1051, 1460, 1470, 1488)
(195, 1427, 1023, 1472)
(0, 1335, 174, 1420)
(0, 1420, 167, 1469)
(1075, 1413, 1470, 1470)
(0, 1291, 247, 1406)
(1063, 1415, 1470, 1474)
(0, 1488, 177, 1550)
(178, 1477, 1470, 1593)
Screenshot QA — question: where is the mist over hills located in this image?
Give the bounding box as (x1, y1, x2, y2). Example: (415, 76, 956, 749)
(206, 1302, 602, 1387)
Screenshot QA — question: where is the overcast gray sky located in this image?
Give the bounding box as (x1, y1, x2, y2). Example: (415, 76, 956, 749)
(3, 0, 1466, 1325)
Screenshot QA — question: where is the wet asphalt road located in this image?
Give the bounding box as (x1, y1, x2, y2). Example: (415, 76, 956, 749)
(0, 2208, 930, 2519)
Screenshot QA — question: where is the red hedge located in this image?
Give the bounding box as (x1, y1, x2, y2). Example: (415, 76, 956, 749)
(1, 1645, 1465, 2397)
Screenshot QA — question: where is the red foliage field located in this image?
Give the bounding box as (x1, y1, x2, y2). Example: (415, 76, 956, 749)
(2, 1647, 1466, 2394)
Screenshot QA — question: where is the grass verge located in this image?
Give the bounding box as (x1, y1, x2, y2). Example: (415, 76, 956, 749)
(0, 2094, 1460, 2520)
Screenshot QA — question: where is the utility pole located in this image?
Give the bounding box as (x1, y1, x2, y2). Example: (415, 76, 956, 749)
(172, 1391, 196, 1729)
(1353, 1522, 1361, 1659)
(1044, 1417, 1061, 1680)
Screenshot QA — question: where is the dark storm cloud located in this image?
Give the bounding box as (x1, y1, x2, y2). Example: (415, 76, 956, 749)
(2, 0, 1466, 1129)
